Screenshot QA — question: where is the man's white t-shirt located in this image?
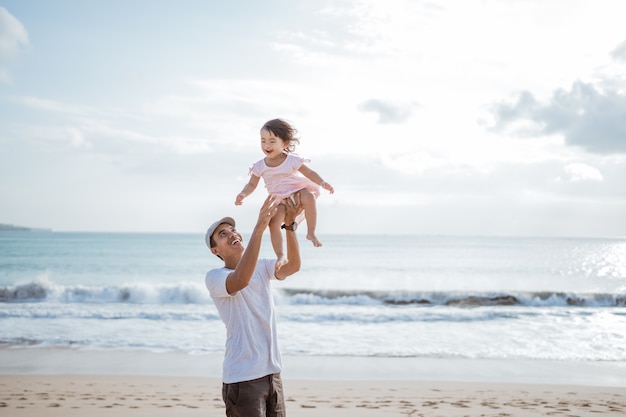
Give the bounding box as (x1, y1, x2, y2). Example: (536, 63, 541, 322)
(205, 258, 282, 384)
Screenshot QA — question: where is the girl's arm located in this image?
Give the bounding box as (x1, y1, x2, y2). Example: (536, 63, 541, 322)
(299, 165, 334, 194)
(235, 175, 260, 205)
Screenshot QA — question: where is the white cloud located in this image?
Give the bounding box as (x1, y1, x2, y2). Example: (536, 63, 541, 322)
(490, 82, 626, 154)
(358, 99, 418, 124)
(16, 96, 99, 116)
(562, 162, 603, 182)
(0, 6, 29, 83)
(611, 39, 626, 62)
(66, 127, 91, 148)
(166, 137, 213, 155)
(15, 125, 91, 148)
(380, 151, 449, 175)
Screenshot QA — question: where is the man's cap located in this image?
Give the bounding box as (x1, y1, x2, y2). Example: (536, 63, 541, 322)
(205, 217, 236, 248)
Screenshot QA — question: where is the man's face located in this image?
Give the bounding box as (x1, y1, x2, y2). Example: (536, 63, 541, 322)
(211, 223, 244, 259)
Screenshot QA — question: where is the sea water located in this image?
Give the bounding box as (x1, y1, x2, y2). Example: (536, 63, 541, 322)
(1, 232, 625, 363)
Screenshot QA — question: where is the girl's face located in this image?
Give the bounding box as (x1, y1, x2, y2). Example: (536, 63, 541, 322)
(260, 128, 286, 158)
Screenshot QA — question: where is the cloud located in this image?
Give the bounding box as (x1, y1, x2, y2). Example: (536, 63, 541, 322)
(0, 6, 29, 83)
(380, 151, 453, 175)
(490, 81, 626, 154)
(16, 96, 100, 116)
(611, 39, 626, 62)
(17, 125, 92, 148)
(562, 162, 603, 182)
(358, 99, 417, 124)
(12, 94, 216, 157)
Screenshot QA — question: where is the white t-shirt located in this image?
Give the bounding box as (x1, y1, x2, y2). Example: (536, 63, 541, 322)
(205, 258, 282, 383)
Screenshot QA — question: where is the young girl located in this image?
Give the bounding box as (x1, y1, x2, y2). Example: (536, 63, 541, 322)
(235, 118, 334, 269)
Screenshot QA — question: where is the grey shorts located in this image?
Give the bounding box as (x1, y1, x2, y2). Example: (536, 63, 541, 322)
(222, 373, 285, 417)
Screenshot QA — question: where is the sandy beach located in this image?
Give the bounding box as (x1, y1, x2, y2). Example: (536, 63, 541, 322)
(2, 375, 625, 416)
(1, 348, 625, 416)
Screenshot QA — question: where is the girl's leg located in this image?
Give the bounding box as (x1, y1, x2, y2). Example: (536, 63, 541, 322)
(269, 204, 288, 269)
(299, 190, 322, 247)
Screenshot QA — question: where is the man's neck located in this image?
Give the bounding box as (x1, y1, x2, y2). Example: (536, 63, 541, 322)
(223, 254, 242, 270)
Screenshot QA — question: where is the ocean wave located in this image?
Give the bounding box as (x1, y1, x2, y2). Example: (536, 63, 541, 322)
(0, 307, 220, 320)
(0, 279, 210, 304)
(2, 279, 625, 307)
(277, 288, 626, 308)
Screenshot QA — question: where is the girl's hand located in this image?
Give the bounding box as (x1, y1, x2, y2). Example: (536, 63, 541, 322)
(235, 193, 246, 205)
(320, 181, 334, 194)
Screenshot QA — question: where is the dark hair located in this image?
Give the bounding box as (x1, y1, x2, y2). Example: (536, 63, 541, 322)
(209, 236, 224, 260)
(262, 118, 300, 153)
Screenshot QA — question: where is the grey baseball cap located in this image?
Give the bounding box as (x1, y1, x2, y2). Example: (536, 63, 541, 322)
(205, 217, 236, 248)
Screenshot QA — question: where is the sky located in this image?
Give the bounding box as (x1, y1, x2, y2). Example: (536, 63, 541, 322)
(1, 0, 626, 237)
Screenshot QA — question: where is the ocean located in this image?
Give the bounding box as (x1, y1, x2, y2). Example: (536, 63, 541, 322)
(1, 231, 625, 365)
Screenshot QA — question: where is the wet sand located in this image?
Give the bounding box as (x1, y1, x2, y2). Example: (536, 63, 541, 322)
(1, 348, 625, 416)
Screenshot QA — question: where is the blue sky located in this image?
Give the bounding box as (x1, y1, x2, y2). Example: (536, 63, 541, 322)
(1, 0, 626, 236)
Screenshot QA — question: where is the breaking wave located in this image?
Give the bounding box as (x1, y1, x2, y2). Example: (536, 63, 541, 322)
(1, 279, 624, 307)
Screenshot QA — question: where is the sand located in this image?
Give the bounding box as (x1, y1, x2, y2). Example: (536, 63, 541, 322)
(2, 375, 625, 416)
(1, 348, 625, 416)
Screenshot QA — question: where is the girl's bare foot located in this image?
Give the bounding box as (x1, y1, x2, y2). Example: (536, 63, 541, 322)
(307, 234, 322, 247)
(276, 255, 289, 271)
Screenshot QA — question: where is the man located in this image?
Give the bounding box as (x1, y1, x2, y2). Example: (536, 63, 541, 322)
(204, 194, 303, 417)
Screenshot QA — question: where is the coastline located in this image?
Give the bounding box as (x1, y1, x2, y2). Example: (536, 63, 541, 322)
(2, 348, 625, 416)
(2, 347, 626, 387)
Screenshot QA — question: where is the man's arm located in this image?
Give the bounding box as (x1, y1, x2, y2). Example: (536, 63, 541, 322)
(225, 195, 278, 294)
(275, 193, 303, 280)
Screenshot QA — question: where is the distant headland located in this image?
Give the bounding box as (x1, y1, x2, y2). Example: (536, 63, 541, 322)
(0, 223, 52, 232)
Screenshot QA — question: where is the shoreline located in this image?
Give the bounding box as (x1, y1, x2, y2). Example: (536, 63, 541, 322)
(2, 348, 625, 416)
(2, 346, 625, 387)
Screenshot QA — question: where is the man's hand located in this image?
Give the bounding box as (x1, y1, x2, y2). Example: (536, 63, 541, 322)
(275, 192, 303, 280)
(256, 194, 280, 229)
(283, 192, 304, 225)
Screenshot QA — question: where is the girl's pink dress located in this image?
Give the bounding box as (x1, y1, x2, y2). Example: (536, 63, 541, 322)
(250, 154, 320, 200)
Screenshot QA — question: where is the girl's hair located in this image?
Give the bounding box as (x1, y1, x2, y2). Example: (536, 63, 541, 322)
(262, 118, 300, 153)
